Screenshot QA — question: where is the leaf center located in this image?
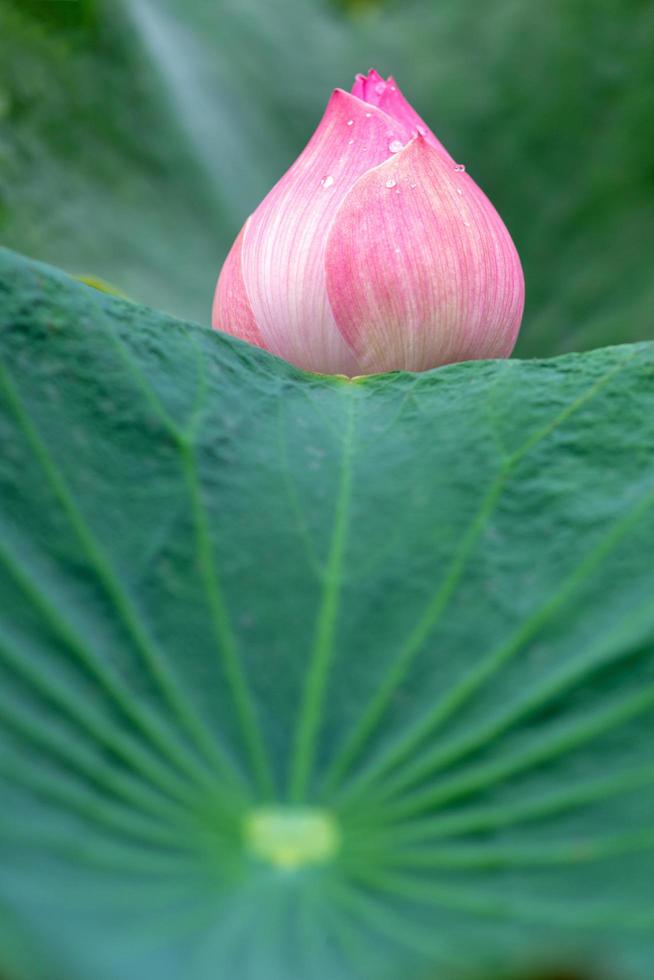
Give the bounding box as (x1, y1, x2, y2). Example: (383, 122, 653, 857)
(244, 807, 340, 870)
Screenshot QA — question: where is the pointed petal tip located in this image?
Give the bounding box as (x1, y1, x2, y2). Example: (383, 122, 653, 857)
(331, 87, 361, 106)
(351, 74, 366, 98)
(325, 88, 367, 118)
(327, 87, 413, 140)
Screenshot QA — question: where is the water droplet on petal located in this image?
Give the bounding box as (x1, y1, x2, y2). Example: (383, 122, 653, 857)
(348, 138, 354, 145)
(322, 175, 334, 188)
(409, 182, 417, 189)
(375, 81, 385, 94)
(365, 112, 372, 118)
(394, 247, 401, 253)
(347, 119, 354, 126)
(389, 140, 404, 153)
(395, 188, 401, 194)
(416, 126, 426, 136)
(454, 163, 466, 172)
(456, 188, 463, 195)
(385, 178, 397, 188)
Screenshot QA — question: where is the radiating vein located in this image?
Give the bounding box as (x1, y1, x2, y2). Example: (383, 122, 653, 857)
(320, 881, 387, 980)
(106, 323, 272, 796)
(289, 395, 357, 802)
(182, 329, 210, 440)
(356, 376, 421, 449)
(0, 537, 225, 798)
(329, 876, 465, 969)
(0, 629, 216, 808)
(347, 865, 654, 931)
(344, 829, 654, 871)
(320, 352, 639, 796)
(0, 822, 200, 874)
(0, 694, 191, 825)
(342, 765, 654, 847)
(103, 315, 187, 439)
(276, 399, 323, 578)
(337, 487, 654, 806)
(179, 440, 274, 798)
(0, 357, 246, 792)
(371, 679, 654, 822)
(0, 759, 185, 849)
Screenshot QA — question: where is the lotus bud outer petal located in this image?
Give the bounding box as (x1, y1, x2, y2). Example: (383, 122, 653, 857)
(212, 221, 265, 350)
(215, 89, 414, 375)
(324, 136, 524, 374)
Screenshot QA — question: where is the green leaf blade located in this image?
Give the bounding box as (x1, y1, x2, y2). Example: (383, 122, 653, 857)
(1, 248, 653, 979)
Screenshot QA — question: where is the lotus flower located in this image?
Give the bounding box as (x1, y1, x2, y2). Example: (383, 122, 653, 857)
(213, 69, 524, 376)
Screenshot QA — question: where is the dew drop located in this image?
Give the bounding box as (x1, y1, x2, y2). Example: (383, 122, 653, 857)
(454, 163, 466, 172)
(456, 188, 463, 195)
(365, 112, 372, 118)
(322, 175, 334, 188)
(394, 247, 401, 254)
(409, 182, 417, 189)
(375, 81, 385, 95)
(346, 119, 354, 126)
(385, 178, 397, 188)
(347, 138, 354, 145)
(389, 140, 404, 153)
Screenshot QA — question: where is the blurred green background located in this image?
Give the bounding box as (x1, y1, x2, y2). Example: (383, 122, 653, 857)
(0, 0, 653, 355)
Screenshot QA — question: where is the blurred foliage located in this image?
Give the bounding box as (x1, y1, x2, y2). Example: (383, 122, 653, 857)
(1, 0, 653, 350)
(0, 0, 227, 321)
(458, 950, 625, 980)
(6, 0, 96, 30)
(0, 898, 65, 980)
(479, 964, 620, 980)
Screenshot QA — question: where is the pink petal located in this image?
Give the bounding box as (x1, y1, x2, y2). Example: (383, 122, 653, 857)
(238, 89, 414, 375)
(351, 68, 386, 104)
(351, 70, 454, 163)
(212, 220, 266, 349)
(325, 136, 524, 375)
(350, 72, 368, 102)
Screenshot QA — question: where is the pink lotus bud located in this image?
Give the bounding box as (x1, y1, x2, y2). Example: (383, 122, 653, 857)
(213, 69, 524, 376)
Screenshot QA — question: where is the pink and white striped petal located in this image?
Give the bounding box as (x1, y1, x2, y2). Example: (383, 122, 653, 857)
(212, 220, 265, 350)
(351, 69, 454, 163)
(235, 89, 415, 375)
(324, 136, 524, 375)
